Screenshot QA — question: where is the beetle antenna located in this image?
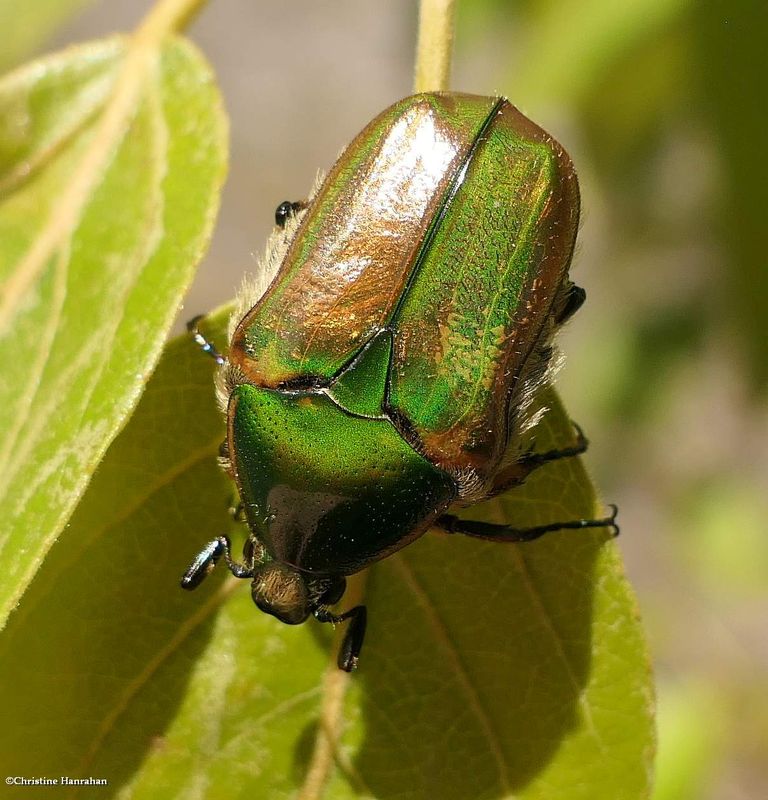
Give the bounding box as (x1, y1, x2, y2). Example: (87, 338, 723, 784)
(187, 314, 225, 365)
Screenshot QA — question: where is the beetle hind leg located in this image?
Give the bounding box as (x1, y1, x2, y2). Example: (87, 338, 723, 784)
(437, 504, 619, 544)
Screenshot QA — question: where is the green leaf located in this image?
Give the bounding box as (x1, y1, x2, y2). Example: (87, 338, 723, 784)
(0, 309, 654, 798)
(0, 0, 96, 73)
(0, 35, 228, 630)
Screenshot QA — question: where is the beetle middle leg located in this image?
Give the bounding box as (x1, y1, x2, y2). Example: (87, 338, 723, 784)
(518, 420, 589, 472)
(437, 504, 619, 543)
(492, 421, 589, 492)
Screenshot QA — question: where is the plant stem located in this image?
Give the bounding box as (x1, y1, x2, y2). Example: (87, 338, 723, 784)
(134, 0, 209, 44)
(414, 0, 457, 93)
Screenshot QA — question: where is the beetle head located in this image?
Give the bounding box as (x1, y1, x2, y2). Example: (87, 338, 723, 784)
(250, 563, 346, 626)
(250, 562, 311, 625)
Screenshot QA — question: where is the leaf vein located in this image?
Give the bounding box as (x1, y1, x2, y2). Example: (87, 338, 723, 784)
(0, 70, 173, 625)
(73, 576, 241, 780)
(0, 244, 70, 511)
(0, 434, 222, 653)
(392, 552, 514, 795)
(508, 545, 605, 749)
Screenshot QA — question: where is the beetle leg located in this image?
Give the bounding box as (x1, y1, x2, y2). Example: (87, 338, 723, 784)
(317, 575, 347, 607)
(314, 605, 368, 672)
(437, 504, 619, 543)
(180, 534, 254, 590)
(274, 200, 308, 228)
(186, 314, 225, 365)
(518, 420, 589, 471)
(490, 421, 589, 493)
(228, 499, 247, 523)
(555, 282, 586, 325)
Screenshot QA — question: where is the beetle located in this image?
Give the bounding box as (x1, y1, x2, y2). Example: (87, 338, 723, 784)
(181, 92, 617, 672)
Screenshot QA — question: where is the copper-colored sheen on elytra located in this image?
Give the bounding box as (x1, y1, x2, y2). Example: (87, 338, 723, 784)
(231, 94, 498, 384)
(230, 93, 578, 489)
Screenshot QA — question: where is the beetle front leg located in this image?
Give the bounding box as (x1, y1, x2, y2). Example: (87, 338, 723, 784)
(180, 534, 254, 590)
(314, 605, 368, 672)
(437, 504, 619, 543)
(187, 314, 225, 365)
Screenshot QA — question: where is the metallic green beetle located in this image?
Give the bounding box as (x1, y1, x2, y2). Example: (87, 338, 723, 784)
(182, 93, 617, 671)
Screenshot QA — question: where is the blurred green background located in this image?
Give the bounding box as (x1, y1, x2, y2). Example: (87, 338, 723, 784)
(9, 0, 766, 796)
